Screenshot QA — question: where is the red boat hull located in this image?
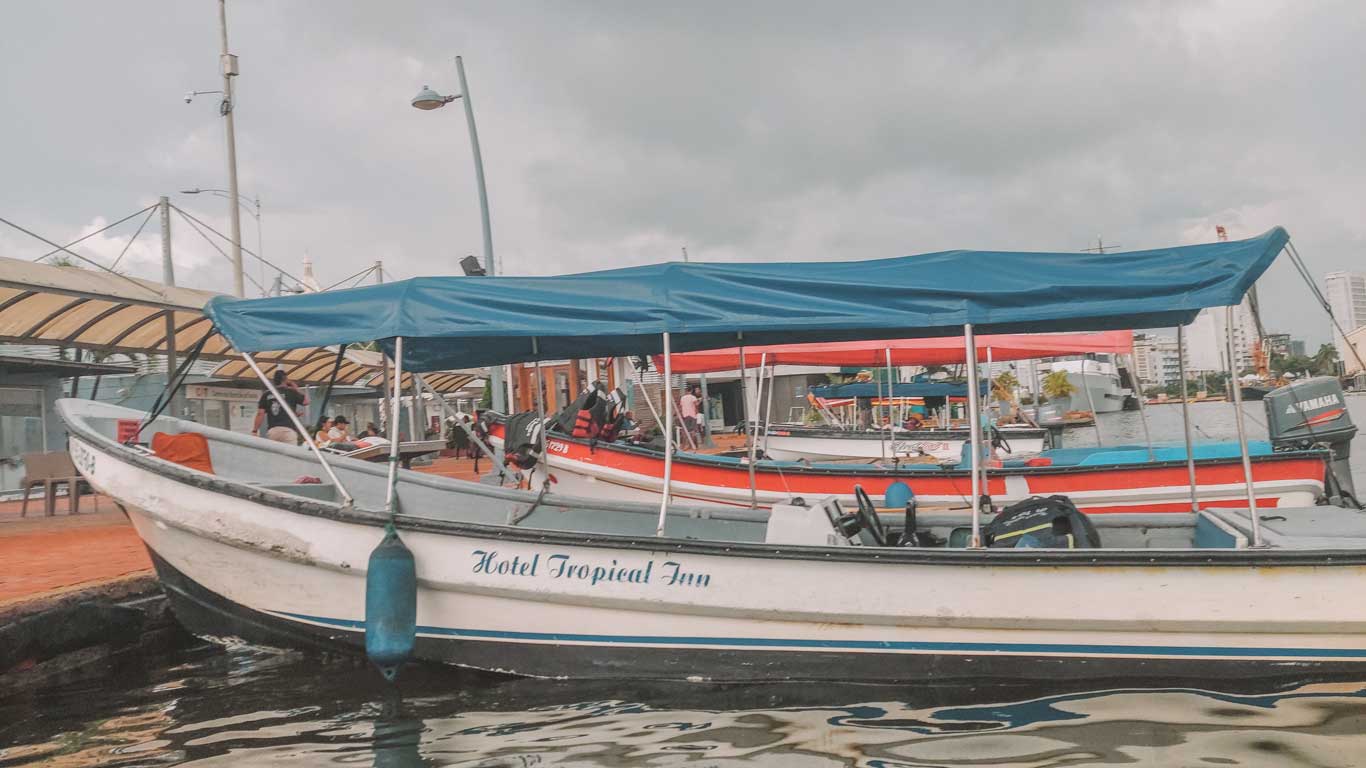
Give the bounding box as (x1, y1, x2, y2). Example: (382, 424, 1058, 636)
(489, 424, 1328, 514)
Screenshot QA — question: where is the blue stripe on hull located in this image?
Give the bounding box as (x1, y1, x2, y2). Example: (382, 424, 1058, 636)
(270, 610, 1366, 661)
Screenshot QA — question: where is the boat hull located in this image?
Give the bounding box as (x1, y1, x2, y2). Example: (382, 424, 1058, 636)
(763, 426, 1048, 463)
(497, 425, 1326, 513)
(57, 415, 1366, 684)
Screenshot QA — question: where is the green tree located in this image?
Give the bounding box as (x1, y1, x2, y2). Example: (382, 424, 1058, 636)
(1311, 344, 1339, 376)
(1041, 370, 1076, 401)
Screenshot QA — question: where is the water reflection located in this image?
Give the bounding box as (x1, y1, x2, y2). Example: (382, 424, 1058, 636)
(6, 643, 1366, 767)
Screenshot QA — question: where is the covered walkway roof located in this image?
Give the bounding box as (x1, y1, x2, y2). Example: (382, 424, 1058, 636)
(0, 255, 299, 362)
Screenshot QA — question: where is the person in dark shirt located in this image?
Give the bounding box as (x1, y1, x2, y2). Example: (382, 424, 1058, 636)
(253, 369, 308, 444)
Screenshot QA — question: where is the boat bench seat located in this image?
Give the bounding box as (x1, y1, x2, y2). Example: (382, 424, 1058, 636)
(256, 481, 339, 502)
(1203, 507, 1366, 550)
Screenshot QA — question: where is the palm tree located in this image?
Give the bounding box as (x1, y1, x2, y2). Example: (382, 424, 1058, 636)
(1311, 344, 1339, 377)
(1041, 370, 1076, 402)
(992, 371, 1019, 402)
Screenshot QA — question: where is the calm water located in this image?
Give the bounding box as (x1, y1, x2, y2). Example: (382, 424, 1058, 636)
(6, 642, 1366, 766)
(5, 395, 1366, 766)
(1059, 393, 1366, 490)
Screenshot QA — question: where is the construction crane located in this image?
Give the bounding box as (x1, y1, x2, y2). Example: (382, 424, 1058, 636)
(1218, 225, 1275, 385)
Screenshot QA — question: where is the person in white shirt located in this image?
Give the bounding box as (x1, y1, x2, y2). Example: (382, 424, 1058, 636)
(679, 384, 702, 446)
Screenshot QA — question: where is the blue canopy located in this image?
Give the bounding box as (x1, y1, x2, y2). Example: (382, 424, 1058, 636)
(810, 381, 986, 399)
(204, 227, 1288, 372)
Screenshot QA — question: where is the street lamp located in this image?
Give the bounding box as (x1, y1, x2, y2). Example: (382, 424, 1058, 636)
(181, 188, 268, 295)
(183, 0, 245, 297)
(413, 56, 504, 410)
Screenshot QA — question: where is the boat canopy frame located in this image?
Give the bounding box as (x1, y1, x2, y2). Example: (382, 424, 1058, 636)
(199, 228, 1292, 545)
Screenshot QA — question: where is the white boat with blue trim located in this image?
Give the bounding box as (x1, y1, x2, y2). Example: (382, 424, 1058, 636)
(60, 226, 1366, 683)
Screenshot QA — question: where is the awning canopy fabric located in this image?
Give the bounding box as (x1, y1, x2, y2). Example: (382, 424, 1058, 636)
(810, 381, 987, 399)
(207, 347, 486, 393)
(0, 255, 299, 364)
(655, 330, 1135, 373)
(204, 228, 1288, 373)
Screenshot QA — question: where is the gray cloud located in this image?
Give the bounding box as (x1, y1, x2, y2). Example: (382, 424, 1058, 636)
(2, 0, 1363, 345)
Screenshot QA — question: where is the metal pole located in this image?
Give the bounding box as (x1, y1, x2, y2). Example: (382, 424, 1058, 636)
(761, 364, 776, 454)
(1226, 306, 1263, 546)
(876, 357, 886, 460)
(739, 341, 757, 509)
(964, 324, 983, 548)
(1130, 353, 1155, 461)
(1177, 325, 1199, 512)
(217, 0, 244, 297)
(699, 372, 713, 447)
(453, 56, 504, 412)
(656, 332, 674, 536)
(885, 347, 896, 436)
(243, 351, 354, 507)
(750, 353, 767, 465)
(158, 196, 180, 419)
(406, 373, 420, 440)
(531, 339, 549, 476)
(1082, 358, 1103, 445)
(983, 345, 993, 495)
(376, 263, 392, 431)
(255, 196, 265, 296)
(414, 372, 505, 479)
(385, 338, 404, 513)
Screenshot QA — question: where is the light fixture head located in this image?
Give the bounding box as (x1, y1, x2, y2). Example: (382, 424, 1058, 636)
(411, 85, 450, 110)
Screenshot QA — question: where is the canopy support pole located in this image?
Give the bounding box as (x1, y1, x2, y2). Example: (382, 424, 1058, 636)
(751, 354, 767, 457)
(761, 364, 776, 454)
(1129, 352, 1155, 461)
(631, 376, 669, 450)
(531, 338, 549, 479)
(1226, 306, 1264, 547)
(1082, 358, 1103, 445)
(376, 266, 393, 435)
(739, 340, 757, 509)
(885, 348, 895, 438)
(964, 324, 983, 548)
(242, 350, 354, 508)
(503, 365, 515, 414)
(983, 346, 993, 496)
(384, 338, 404, 514)
(1177, 325, 1199, 512)
(699, 373, 713, 447)
(413, 372, 507, 482)
(749, 353, 768, 467)
(876, 358, 886, 461)
(656, 331, 674, 536)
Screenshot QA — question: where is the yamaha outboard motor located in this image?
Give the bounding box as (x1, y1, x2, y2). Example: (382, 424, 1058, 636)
(1265, 377, 1358, 505)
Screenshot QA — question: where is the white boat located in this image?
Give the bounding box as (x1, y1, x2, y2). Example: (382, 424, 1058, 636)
(1049, 356, 1130, 413)
(762, 423, 1049, 462)
(64, 225, 1366, 683)
(62, 397, 1366, 681)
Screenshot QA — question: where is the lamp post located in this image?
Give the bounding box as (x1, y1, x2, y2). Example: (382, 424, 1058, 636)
(413, 56, 504, 410)
(181, 188, 266, 294)
(183, 0, 244, 297)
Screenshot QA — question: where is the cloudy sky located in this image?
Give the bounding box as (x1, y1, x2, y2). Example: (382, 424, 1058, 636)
(2, 1, 1362, 344)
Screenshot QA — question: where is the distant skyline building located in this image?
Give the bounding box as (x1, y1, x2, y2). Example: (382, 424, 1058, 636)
(1132, 333, 1184, 387)
(1183, 300, 1258, 373)
(1325, 271, 1366, 360)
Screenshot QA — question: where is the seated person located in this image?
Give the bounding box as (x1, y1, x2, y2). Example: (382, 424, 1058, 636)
(314, 417, 334, 446)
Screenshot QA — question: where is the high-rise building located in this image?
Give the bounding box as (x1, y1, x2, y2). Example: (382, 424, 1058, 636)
(1183, 300, 1258, 373)
(1325, 271, 1366, 359)
(1132, 333, 1185, 387)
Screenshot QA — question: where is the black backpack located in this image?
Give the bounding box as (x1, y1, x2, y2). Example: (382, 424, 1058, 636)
(986, 495, 1102, 549)
(503, 411, 546, 470)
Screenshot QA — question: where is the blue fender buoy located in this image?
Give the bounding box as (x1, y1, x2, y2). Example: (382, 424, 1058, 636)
(884, 481, 912, 509)
(366, 525, 417, 682)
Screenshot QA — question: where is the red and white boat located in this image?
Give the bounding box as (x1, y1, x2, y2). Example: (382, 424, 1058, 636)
(489, 421, 1328, 514)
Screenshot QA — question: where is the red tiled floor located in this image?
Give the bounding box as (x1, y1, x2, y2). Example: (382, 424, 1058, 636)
(0, 507, 152, 606)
